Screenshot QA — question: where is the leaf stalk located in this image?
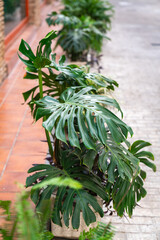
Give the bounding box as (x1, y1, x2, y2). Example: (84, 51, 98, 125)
(38, 69, 54, 158)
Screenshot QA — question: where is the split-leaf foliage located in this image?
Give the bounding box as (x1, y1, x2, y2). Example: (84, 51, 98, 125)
(0, 191, 114, 240)
(46, 0, 114, 60)
(18, 31, 156, 230)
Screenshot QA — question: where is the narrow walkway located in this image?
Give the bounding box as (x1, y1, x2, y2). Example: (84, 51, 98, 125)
(0, 2, 62, 202)
(102, 0, 160, 239)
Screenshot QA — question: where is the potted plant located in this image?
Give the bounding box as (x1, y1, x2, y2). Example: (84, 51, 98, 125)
(46, 0, 114, 61)
(18, 31, 156, 238)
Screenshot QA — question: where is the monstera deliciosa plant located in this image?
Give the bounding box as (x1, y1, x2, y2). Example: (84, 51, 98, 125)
(18, 31, 156, 231)
(46, 0, 113, 60)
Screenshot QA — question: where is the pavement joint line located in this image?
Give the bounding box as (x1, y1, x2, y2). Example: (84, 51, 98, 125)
(0, 106, 29, 181)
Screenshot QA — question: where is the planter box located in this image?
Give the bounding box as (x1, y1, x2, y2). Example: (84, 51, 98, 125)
(51, 196, 103, 239)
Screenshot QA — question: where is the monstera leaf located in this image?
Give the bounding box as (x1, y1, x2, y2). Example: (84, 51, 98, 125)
(46, 12, 81, 27)
(19, 29, 118, 117)
(110, 173, 145, 217)
(26, 148, 107, 229)
(19, 37, 118, 116)
(83, 135, 139, 182)
(26, 164, 108, 204)
(35, 87, 132, 149)
(50, 57, 118, 91)
(129, 140, 156, 172)
(82, 139, 155, 218)
(56, 27, 91, 59)
(84, 73, 118, 91)
(105, 140, 155, 217)
(19, 30, 57, 68)
(53, 188, 104, 229)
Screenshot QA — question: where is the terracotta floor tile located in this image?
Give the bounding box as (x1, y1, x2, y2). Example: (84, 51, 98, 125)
(0, 96, 3, 104)
(20, 119, 44, 132)
(0, 172, 27, 192)
(0, 2, 63, 206)
(4, 94, 23, 104)
(22, 117, 35, 127)
(0, 147, 10, 174)
(0, 126, 18, 134)
(5, 155, 45, 172)
(0, 80, 11, 93)
(0, 104, 24, 114)
(0, 112, 23, 122)
(0, 109, 25, 120)
(11, 140, 47, 157)
(0, 192, 16, 202)
(0, 113, 23, 123)
(14, 77, 35, 86)
(0, 92, 7, 103)
(5, 49, 17, 61)
(0, 121, 20, 135)
(18, 127, 45, 141)
(0, 147, 10, 161)
(22, 121, 46, 132)
(0, 133, 15, 148)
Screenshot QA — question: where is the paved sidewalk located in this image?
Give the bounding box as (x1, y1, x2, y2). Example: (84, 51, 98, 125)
(102, 0, 160, 239)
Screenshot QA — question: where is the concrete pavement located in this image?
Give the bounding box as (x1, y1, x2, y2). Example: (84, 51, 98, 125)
(102, 0, 160, 239)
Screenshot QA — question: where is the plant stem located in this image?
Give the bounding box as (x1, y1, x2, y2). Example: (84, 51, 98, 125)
(38, 69, 54, 158)
(10, 217, 18, 238)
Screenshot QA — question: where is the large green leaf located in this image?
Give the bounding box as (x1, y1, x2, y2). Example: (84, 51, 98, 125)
(83, 149, 97, 170)
(35, 87, 132, 149)
(106, 135, 139, 181)
(19, 39, 36, 61)
(111, 172, 147, 217)
(56, 27, 91, 58)
(50, 58, 118, 92)
(84, 73, 118, 91)
(27, 162, 107, 203)
(46, 13, 81, 27)
(82, 135, 139, 182)
(71, 190, 103, 229)
(105, 139, 156, 217)
(129, 140, 156, 172)
(26, 146, 108, 229)
(38, 30, 57, 58)
(18, 31, 57, 70)
(19, 36, 119, 117)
